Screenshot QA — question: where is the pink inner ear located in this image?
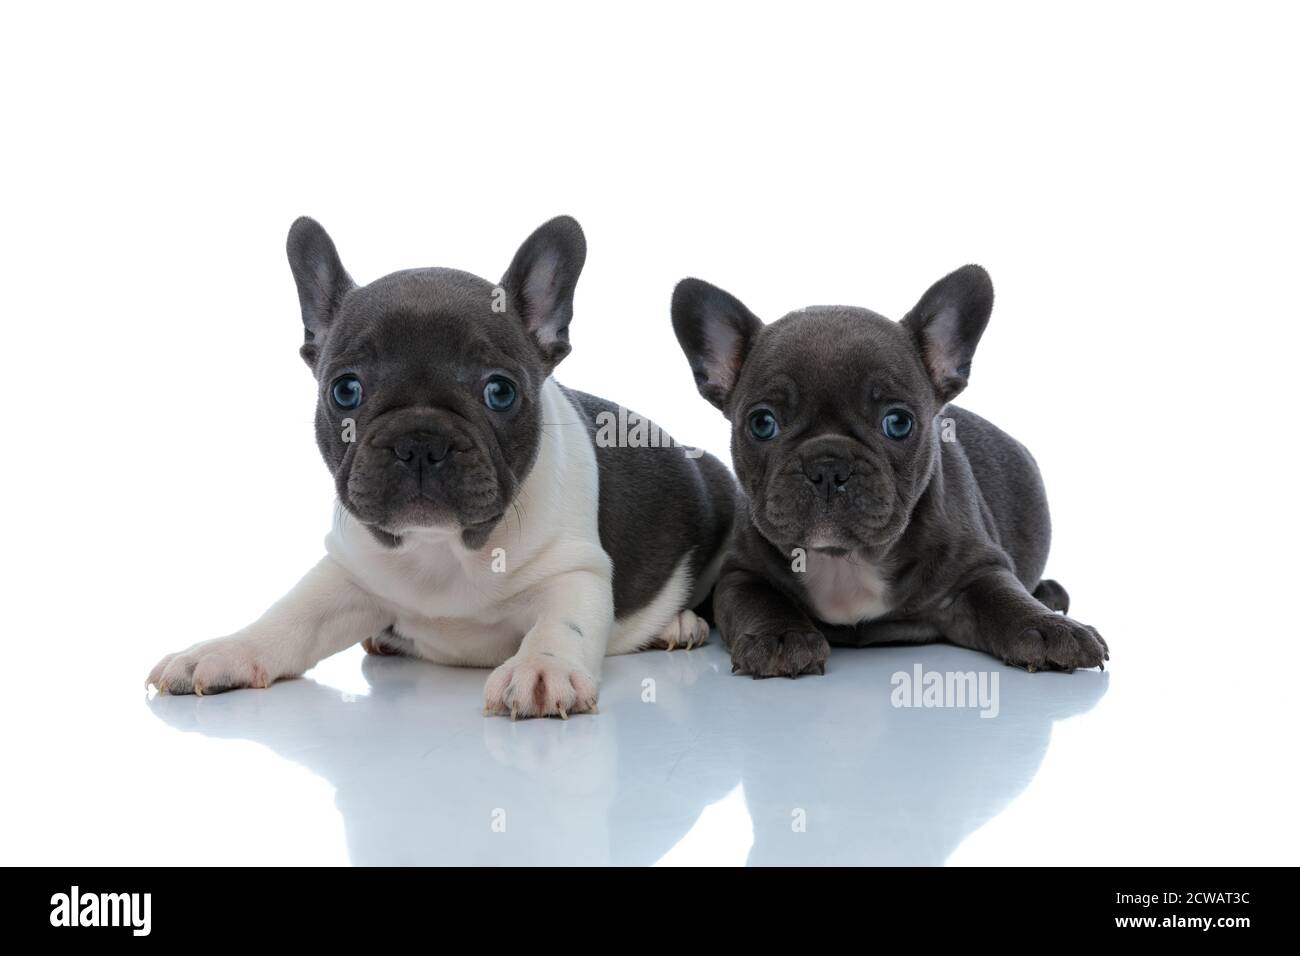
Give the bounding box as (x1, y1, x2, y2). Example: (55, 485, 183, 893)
(703, 319, 747, 394)
(920, 304, 965, 391)
(523, 255, 561, 345)
(312, 258, 334, 294)
(922, 339, 957, 384)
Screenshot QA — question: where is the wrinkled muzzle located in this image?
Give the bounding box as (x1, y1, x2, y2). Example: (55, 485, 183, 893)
(341, 407, 506, 535)
(757, 435, 895, 550)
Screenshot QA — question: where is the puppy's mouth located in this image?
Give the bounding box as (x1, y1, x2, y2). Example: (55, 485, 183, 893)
(371, 492, 504, 536)
(802, 516, 889, 553)
(366, 500, 507, 551)
(375, 514, 507, 553)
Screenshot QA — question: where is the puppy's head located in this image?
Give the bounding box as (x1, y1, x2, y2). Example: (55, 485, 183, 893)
(672, 266, 993, 555)
(287, 215, 586, 549)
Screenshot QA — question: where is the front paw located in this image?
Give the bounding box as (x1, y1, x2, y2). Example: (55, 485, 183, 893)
(999, 612, 1109, 672)
(483, 654, 598, 719)
(147, 638, 275, 695)
(729, 628, 830, 678)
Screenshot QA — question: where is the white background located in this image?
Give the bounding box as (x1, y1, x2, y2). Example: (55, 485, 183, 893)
(2, 1, 1297, 865)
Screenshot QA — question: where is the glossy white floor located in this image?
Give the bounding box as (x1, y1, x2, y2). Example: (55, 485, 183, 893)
(5, 2, 1299, 868)
(5, 602, 1294, 866)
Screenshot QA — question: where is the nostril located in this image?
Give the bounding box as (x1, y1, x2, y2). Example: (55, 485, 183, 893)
(804, 457, 853, 495)
(425, 437, 451, 464)
(391, 433, 451, 467)
(392, 439, 416, 463)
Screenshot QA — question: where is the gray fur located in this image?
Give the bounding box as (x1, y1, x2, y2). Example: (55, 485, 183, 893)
(672, 266, 1107, 677)
(560, 388, 735, 617)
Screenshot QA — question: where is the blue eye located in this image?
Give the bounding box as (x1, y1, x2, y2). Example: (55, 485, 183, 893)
(748, 409, 779, 441)
(483, 376, 517, 411)
(331, 375, 363, 410)
(882, 408, 914, 440)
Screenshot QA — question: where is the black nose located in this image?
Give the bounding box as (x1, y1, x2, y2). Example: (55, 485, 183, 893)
(391, 433, 451, 468)
(804, 457, 853, 497)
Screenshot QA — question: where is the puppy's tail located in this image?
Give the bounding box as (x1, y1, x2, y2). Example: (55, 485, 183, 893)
(1033, 579, 1070, 613)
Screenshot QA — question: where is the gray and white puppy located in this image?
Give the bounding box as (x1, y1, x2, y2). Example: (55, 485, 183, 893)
(148, 216, 735, 717)
(671, 266, 1107, 678)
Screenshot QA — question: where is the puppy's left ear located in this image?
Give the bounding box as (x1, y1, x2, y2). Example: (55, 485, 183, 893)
(902, 264, 994, 404)
(500, 216, 587, 371)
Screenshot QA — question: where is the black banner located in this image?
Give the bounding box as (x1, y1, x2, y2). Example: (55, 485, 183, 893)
(7, 866, 1279, 940)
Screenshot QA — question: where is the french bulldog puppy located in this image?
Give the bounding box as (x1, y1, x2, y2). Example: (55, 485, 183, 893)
(671, 266, 1107, 678)
(148, 216, 736, 717)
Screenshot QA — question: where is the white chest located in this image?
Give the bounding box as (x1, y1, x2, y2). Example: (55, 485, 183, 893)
(801, 551, 892, 625)
(325, 518, 551, 664)
(321, 378, 610, 666)
(340, 526, 519, 621)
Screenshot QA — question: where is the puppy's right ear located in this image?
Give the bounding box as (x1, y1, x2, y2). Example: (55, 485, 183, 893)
(286, 217, 354, 369)
(671, 278, 764, 412)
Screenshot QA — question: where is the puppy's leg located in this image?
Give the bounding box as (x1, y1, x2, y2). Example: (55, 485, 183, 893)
(1032, 578, 1070, 613)
(361, 628, 415, 657)
(937, 568, 1107, 672)
(147, 557, 392, 695)
(715, 569, 829, 678)
(483, 569, 613, 719)
(644, 607, 710, 651)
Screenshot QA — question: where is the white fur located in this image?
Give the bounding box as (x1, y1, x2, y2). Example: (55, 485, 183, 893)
(802, 551, 892, 625)
(148, 378, 704, 717)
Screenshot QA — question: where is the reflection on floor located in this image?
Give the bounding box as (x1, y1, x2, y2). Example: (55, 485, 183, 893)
(148, 639, 1106, 865)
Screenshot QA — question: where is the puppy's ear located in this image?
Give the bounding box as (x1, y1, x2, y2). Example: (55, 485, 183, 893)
(500, 216, 587, 372)
(671, 278, 764, 412)
(287, 217, 354, 369)
(902, 264, 994, 404)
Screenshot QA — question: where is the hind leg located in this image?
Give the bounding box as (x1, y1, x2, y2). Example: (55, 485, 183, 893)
(1032, 579, 1070, 613)
(644, 608, 710, 651)
(362, 628, 415, 657)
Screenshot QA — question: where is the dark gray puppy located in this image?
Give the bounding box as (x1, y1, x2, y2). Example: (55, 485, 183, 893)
(672, 266, 1107, 678)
